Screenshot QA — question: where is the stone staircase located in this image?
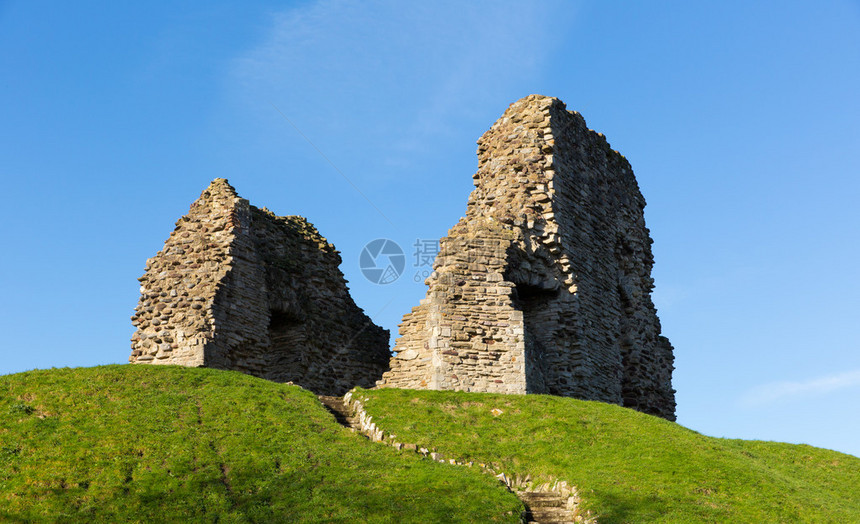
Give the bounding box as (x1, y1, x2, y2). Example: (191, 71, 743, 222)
(519, 491, 574, 523)
(317, 394, 584, 523)
(318, 395, 359, 432)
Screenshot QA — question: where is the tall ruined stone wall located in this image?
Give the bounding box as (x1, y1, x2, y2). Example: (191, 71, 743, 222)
(378, 95, 676, 420)
(130, 179, 390, 395)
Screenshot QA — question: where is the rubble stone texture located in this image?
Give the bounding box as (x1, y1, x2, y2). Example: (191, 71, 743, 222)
(129, 179, 390, 395)
(378, 95, 676, 420)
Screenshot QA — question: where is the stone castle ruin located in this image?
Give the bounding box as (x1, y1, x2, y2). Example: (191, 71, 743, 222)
(129, 179, 390, 395)
(130, 95, 676, 420)
(377, 95, 676, 420)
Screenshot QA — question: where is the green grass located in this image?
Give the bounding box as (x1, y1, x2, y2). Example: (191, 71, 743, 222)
(0, 366, 522, 523)
(5, 366, 857, 523)
(355, 388, 860, 523)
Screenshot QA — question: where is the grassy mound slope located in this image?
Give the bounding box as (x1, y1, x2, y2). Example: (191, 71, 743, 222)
(357, 388, 860, 523)
(0, 366, 521, 523)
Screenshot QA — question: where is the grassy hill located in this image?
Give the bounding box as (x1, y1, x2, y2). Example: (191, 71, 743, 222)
(0, 366, 521, 523)
(356, 387, 860, 523)
(2, 366, 858, 523)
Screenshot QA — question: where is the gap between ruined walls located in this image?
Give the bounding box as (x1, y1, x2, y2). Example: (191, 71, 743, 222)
(340, 390, 597, 524)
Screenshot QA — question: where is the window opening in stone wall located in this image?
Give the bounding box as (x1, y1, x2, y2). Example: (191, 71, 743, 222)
(267, 309, 307, 372)
(515, 282, 559, 394)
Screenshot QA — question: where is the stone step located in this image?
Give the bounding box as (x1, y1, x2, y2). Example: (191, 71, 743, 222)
(519, 491, 562, 498)
(525, 518, 573, 524)
(526, 506, 572, 520)
(518, 492, 565, 506)
(524, 499, 566, 507)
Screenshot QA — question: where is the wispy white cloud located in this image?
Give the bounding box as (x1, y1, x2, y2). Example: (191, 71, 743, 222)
(740, 368, 860, 407)
(227, 0, 566, 169)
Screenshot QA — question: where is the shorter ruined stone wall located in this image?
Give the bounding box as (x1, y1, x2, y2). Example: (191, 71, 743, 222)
(130, 179, 390, 395)
(380, 218, 528, 394)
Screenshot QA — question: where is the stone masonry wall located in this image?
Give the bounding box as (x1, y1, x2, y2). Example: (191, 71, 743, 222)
(130, 179, 390, 395)
(378, 95, 676, 420)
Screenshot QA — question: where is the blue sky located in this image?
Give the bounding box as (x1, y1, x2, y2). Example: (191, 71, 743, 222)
(1, 1, 858, 457)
